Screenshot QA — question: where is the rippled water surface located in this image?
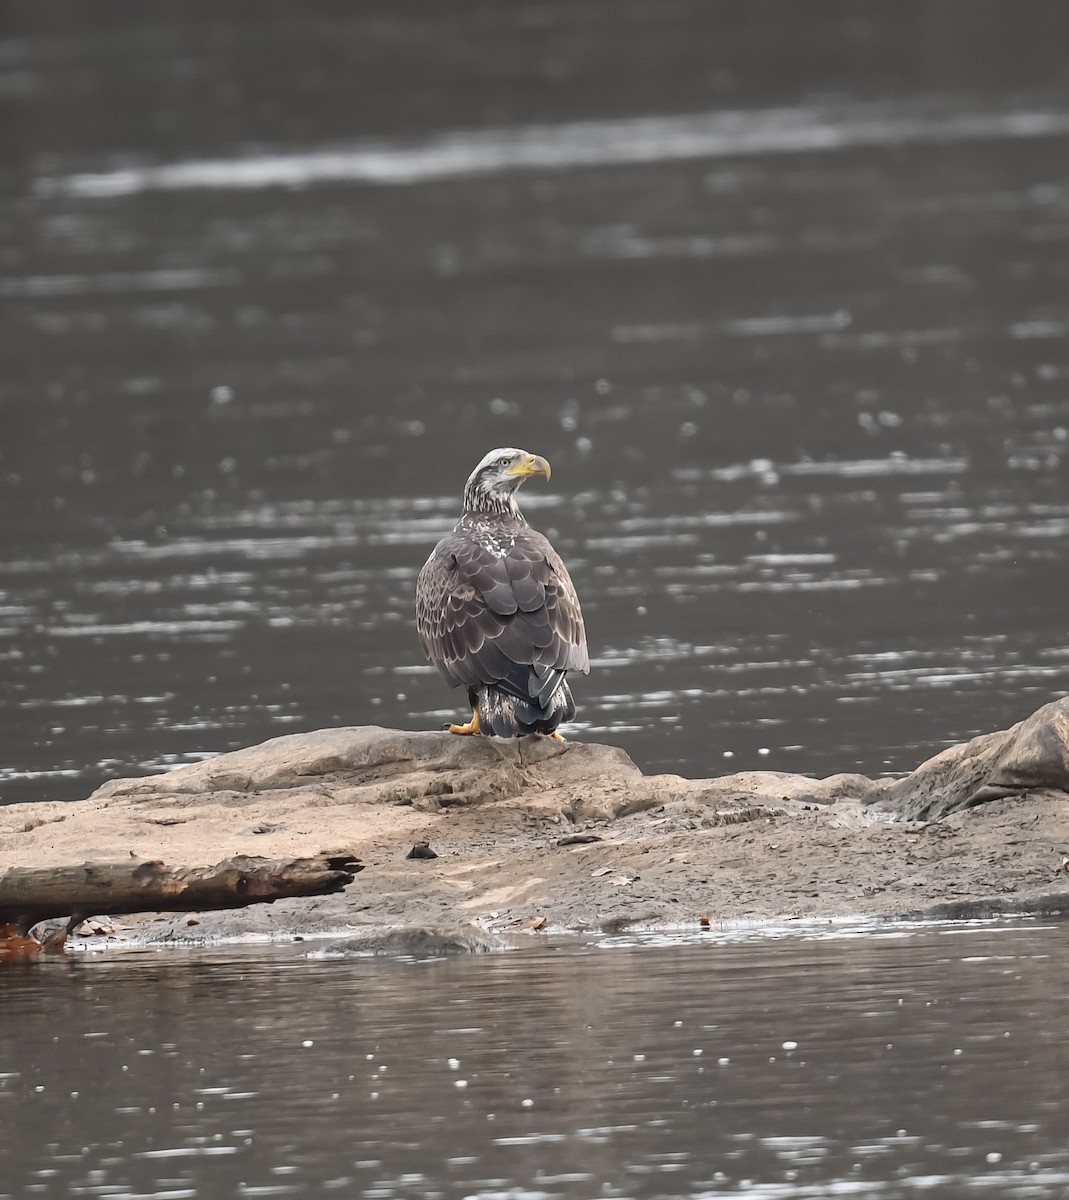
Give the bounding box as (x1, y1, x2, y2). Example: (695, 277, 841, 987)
(2, 920, 1069, 1198)
(2, 2, 1069, 804)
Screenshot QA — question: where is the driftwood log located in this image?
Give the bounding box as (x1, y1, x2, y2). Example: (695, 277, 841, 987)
(0, 852, 362, 947)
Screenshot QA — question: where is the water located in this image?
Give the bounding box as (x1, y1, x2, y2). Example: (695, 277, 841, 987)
(3, 3, 1069, 804)
(1, 919, 1067, 1198)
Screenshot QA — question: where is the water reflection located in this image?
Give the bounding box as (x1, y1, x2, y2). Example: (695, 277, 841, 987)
(1, 920, 1068, 1197)
(36, 102, 1069, 199)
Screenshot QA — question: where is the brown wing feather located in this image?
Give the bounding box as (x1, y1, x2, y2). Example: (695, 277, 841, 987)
(415, 527, 587, 692)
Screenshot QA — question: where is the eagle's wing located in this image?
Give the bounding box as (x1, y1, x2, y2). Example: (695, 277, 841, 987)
(415, 528, 588, 700)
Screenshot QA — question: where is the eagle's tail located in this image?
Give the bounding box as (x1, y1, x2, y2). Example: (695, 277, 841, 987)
(475, 678, 576, 737)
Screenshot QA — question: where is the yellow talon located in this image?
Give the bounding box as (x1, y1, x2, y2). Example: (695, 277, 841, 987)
(448, 708, 482, 736)
(550, 730, 566, 743)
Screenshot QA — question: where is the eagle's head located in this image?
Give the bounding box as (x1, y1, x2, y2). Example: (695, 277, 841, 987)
(463, 447, 552, 515)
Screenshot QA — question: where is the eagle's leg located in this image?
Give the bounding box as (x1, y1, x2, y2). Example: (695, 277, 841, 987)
(550, 730, 566, 743)
(448, 704, 482, 736)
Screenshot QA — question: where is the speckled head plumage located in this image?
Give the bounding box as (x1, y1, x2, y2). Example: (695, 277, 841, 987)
(462, 447, 552, 516)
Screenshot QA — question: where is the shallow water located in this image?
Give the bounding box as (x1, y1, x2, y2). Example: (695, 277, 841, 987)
(4, 2, 1069, 803)
(2, 919, 1069, 1198)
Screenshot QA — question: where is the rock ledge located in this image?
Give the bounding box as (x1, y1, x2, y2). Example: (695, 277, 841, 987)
(2, 698, 1068, 946)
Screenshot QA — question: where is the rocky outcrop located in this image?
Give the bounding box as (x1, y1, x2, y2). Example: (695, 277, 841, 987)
(84, 724, 886, 821)
(880, 696, 1069, 821)
(1, 699, 1067, 946)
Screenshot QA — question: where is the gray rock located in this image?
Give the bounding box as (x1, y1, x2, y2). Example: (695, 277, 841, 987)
(881, 696, 1069, 821)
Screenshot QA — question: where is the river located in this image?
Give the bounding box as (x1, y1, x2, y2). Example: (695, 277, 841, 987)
(3, 2, 1069, 804)
(3, 920, 1069, 1198)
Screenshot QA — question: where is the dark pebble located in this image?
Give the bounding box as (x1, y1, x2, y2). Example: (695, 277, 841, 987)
(407, 842, 438, 860)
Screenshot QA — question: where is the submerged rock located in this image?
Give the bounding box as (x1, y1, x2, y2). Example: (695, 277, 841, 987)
(310, 925, 508, 957)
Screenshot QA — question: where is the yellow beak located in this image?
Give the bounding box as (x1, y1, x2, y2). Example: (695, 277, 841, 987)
(506, 453, 551, 481)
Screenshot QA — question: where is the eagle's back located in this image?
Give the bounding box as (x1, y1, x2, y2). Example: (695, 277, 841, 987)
(416, 513, 587, 698)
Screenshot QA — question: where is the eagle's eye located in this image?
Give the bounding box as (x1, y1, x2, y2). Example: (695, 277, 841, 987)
(498, 456, 511, 467)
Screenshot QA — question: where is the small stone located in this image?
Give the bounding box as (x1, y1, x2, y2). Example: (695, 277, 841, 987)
(407, 842, 438, 860)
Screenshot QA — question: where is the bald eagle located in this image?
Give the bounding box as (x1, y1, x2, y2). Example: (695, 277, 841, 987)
(416, 447, 588, 739)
